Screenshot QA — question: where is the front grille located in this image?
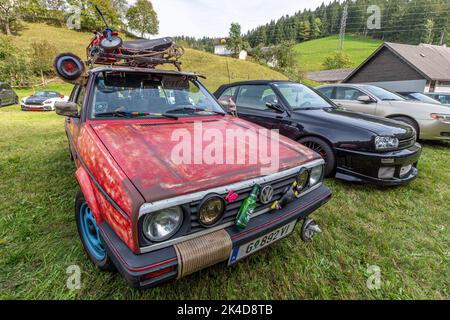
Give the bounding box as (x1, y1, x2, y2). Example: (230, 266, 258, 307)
(26, 102, 43, 106)
(188, 173, 298, 234)
(398, 136, 416, 149)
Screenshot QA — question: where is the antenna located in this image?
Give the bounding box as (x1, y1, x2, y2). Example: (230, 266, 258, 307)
(94, 5, 109, 28)
(338, 4, 348, 52)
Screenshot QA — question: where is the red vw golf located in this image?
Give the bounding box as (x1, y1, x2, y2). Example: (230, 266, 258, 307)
(55, 63, 331, 288)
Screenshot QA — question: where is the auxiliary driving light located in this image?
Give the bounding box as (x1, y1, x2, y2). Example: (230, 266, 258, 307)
(198, 196, 225, 227)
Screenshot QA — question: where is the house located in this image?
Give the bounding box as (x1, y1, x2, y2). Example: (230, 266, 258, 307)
(304, 68, 354, 83)
(343, 42, 450, 93)
(213, 38, 247, 60)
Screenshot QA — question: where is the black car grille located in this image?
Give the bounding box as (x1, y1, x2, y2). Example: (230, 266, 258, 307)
(398, 136, 416, 149)
(26, 102, 43, 106)
(188, 172, 298, 234)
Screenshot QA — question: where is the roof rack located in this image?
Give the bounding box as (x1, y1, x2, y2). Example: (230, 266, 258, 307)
(87, 37, 185, 71)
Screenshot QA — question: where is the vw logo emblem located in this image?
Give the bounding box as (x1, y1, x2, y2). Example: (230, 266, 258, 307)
(260, 185, 274, 204)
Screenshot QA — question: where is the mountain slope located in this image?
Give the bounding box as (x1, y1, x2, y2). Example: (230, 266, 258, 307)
(12, 22, 287, 91)
(293, 35, 383, 72)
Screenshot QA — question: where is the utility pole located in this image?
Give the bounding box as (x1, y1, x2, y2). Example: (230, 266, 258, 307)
(338, 4, 348, 52)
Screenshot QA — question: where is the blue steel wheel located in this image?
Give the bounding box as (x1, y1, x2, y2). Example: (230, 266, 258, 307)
(75, 191, 115, 271)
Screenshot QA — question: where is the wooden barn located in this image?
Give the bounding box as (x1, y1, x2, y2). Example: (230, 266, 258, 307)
(343, 42, 450, 93)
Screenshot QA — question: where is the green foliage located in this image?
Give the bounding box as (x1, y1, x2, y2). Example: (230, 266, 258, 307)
(125, 0, 158, 38)
(0, 36, 34, 86)
(323, 51, 353, 70)
(30, 40, 58, 79)
(227, 22, 244, 57)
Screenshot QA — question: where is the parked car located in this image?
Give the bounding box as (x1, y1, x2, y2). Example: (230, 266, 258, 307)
(21, 90, 68, 111)
(55, 66, 331, 288)
(214, 81, 422, 185)
(424, 92, 450, 106)
(397, 91, 446, 105)
(316, 84, 450, 141)
(0, 82, 18, 107)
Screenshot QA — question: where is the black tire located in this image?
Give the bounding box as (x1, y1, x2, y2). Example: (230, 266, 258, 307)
(298, 137, 336, 178)
(75, 191, 115, 271)
(392, 116, 420, 140)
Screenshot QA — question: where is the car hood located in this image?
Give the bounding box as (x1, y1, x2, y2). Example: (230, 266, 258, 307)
(295, 108, 415, 139)
(24, 96, 47, 104)
(90, 116, 320, 203)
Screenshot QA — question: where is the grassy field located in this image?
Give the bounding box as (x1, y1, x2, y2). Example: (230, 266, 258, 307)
(0, 88, 449, 299)
(293, 35, 383, 73)
(11, 22, 287, 92)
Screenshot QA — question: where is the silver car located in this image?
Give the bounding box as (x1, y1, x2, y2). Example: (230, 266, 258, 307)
(316, 84, 450, 141)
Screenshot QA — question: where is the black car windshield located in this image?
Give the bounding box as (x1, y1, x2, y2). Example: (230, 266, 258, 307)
(363, 86, 404, 101)
(274, 83, 333, 110)
(90, 73, 225, 119)
(34, 91, 60, 98)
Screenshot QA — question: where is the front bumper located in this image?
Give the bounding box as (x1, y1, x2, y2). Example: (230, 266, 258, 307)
(335, 143, 422, 186)
(419, 120, 450, 141)
(99, 184, 331, 289)
(21, 104, 53, 111)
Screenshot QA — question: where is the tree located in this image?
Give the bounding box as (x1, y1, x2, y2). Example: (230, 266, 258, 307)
(323, 51, 352, 69)
(0, 0, 22, 35)
(30, 40, 57, 84)
(227, 22, 243, 57)
(423, 19, 435, 44)
(126, 0, 158, 38)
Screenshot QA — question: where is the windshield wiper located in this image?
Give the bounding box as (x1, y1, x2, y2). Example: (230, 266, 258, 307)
(164, 106, 225, 116)
(94, 111, 178, 119)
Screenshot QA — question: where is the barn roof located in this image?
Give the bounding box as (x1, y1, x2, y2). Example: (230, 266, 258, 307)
(304, 68, 354, 83)
(345, 42, 450, 82)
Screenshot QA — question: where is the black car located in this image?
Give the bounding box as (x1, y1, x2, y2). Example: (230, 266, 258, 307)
(214, 81, 422, 185)
(0, 82, 18, 107)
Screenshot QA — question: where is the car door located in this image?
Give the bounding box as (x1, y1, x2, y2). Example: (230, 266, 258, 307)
(233, 84, 288, 129)
(333, 86, 377, 115)
(67, 85, 85, 158)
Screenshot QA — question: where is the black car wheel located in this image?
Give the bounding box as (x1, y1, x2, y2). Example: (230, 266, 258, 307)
(391, 116, 420, 140)
(75, 191, 115, 272)
(299, 137, 336, 177)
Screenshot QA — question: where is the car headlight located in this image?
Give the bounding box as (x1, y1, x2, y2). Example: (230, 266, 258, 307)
(198, 196, 225, 227)
(21, 99, 25, 104)
(375, 136, 399, 150)
(431, 113, 450, 121)
(296, 168, 310, 192)
(142, 207, 183, 242)
(43, 99, 51, 104)
(309, 165, 323, 187)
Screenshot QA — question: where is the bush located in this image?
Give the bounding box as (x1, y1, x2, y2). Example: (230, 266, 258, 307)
(323, 51, 352, 69)
(0, 37, 34, 86)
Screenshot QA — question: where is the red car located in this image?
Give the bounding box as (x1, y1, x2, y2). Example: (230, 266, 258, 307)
(55, 65, 331, 288)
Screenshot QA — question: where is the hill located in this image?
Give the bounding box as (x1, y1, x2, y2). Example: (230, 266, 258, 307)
(12, 22, 287, 93)
(293, 35, 383, 73)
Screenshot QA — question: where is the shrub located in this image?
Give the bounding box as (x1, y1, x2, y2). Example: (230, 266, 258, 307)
(323, 51, 352, 69)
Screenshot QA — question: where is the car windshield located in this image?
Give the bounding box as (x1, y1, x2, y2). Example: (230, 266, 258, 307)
(409, 93, 441, 104)
(34, 91, 48, 97)
(363, 86, 404, 101)
(274, 83, 333, 110)
(90, 73, 225, 119)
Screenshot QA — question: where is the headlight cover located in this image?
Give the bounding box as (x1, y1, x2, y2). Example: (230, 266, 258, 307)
(296, 168, 310, 192)
(375, 136, 399, 150)
(143, 207, 183, 242)
(309, 165, 323, 187)
(198, 196, 225, 227)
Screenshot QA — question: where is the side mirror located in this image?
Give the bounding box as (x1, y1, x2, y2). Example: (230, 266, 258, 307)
(55, 101, 79, 118)
(357, 95, 375, 103)
(219, 100, 229, 108)
(266, 102, 284, 113)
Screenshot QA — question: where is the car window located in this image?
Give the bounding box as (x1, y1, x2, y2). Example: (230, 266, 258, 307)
(235, 85, 277, 111)
(410, 93, 441, 104)
(90, 73, 224, 118)
(48, 92, 60, 98)
(218, 87, 237, 104)
(275, 83, 333, 110)
(335, 87, 366, 101)
(437, 95, 450, 104)
(317, 87, 334, 98)
(76, 87, 86, 115)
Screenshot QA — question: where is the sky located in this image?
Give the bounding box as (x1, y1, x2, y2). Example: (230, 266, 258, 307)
(128, 0, 335, 38)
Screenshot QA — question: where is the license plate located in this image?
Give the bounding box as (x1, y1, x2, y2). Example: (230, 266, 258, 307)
(228, 220, 297, 266)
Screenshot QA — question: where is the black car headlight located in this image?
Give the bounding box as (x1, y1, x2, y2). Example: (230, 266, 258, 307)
(142, 207, 183, 242)
(296, 168, 310, 192)
(375, 136, 399, 150)
(198, 196, 225, 227)
(309, 165, 324, 187)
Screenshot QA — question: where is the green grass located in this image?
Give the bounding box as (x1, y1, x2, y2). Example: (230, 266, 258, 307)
(294, 35, 383, 72)
(0, 96, 449, 299)
(11, 22, 287, 92)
